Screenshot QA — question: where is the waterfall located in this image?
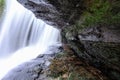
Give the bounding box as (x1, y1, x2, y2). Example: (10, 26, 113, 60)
(0, 0, 61, 79)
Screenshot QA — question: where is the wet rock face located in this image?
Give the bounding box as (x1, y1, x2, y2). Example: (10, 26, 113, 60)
(47, 0, 85, 24)
(17, 0, 120, 80)
(2, 45, 62, 80)
(82, 41, 120, 78)
(62, 26, 120, 80)
(18, 0, 66, 28)
(2, 59, 44, 80)
(18, 0, 85, 27)
(2, 54, 54, 80)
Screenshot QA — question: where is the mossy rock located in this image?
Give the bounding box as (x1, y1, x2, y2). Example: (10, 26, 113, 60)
(82, 41, 120, 67)
(48, 47, 108, 80)
(68, 40, 120, 80)
(0, 0, 4, 16)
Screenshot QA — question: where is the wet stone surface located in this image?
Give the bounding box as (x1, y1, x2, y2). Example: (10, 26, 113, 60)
(18, 0, 66, 28)
(2, 45, 62, 80)
(2, 54, 53, 80)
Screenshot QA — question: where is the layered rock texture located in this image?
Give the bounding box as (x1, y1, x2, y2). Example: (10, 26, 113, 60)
(60, 0, 120, 80)
(5, 0, 120, 80)
(18, 0, 66, 27)
(47, 0, 120, 80)
(62, 26, 120, 80)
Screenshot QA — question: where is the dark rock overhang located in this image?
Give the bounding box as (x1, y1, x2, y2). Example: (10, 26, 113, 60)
(17, 0, 66, 28)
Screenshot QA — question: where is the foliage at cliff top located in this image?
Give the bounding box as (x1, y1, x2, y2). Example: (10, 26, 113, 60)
(74, 0, 120, 30)
(0, 0, 5, 16)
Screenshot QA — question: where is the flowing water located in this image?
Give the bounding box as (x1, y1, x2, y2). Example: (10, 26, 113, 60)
(0, 0, 61, 79)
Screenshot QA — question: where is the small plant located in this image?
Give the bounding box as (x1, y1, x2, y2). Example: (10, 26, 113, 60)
(48, 50, 107, 80)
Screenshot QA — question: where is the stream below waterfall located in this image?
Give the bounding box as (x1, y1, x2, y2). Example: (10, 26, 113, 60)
(0, 0, 61, 79)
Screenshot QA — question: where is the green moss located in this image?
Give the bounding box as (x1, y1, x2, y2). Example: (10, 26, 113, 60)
(83, 0, 120, 27)
(83, 0, 109, 26)
(67, 0, 120, 32)
(0, 0, 5, 16)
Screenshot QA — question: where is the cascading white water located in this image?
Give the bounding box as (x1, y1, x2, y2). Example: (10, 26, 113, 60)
(0, 0, 61, 79)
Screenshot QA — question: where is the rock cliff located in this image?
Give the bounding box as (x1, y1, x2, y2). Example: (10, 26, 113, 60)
(16, 0, 120, 80)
